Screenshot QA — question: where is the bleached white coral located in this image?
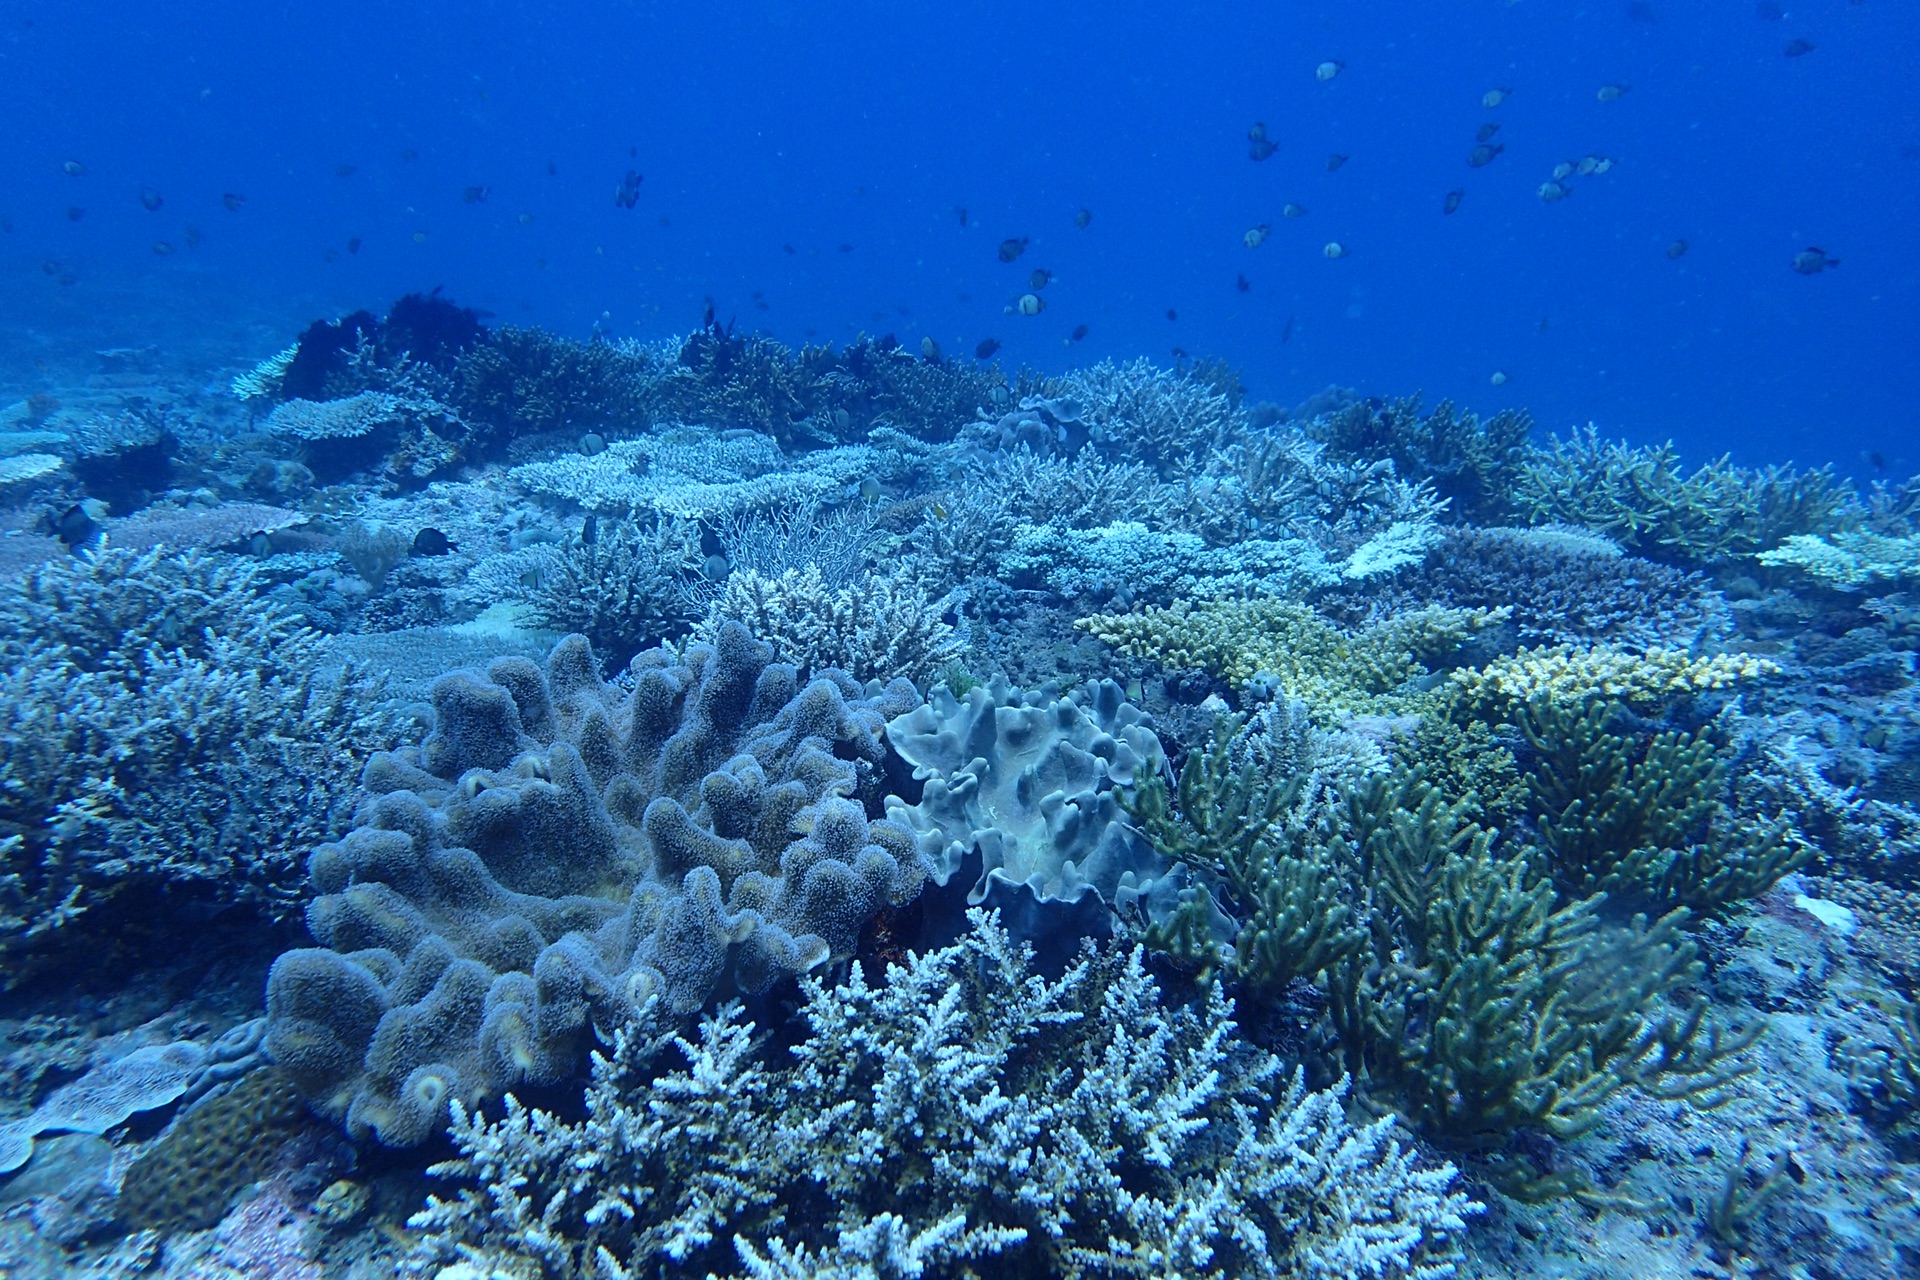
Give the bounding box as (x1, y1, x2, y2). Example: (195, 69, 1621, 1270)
(1756, 530, 1920, 588)
(230, 342, 298, 401)
(412, 910, 1477, 1280)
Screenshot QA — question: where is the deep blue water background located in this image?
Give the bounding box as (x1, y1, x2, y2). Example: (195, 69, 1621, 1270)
(3, 1, 1915, 475)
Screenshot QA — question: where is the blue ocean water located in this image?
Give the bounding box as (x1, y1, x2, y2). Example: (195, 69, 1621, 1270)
(4, 0, 1915, 471)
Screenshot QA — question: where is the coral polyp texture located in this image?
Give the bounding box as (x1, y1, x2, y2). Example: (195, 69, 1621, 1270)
(264, 624, 927, 1146)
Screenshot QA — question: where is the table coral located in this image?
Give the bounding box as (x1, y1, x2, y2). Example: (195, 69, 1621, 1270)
(1079, 597, 1505, 714)
(1451, 643, 1778, 708)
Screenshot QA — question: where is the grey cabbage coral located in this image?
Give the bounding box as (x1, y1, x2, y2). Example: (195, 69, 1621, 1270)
(883, 676, 1177, 917)
(265, 625, 927, 1147)
(410, 910, 1479, 1280)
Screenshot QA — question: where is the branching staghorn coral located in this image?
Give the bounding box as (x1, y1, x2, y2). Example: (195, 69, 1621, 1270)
(1516, 698, 1809, 916)
(1041, 357, 1243, 477)
(0, 549, 407, 977)
(1515, 425, 1858, 565)
(1079, 597, 1506, 715)
(411, 911, 1479, 1280)
(1325, 777, 1762, 1202)
(1309, 395, 1534, 523)
(519, 517, 703, 667)
(696, 564, 966, 687)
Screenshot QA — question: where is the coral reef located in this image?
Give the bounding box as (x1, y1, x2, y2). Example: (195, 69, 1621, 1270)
(411, 911, 1478, 1280)
(264, 626, 925, 1146)
(1309, 395, 1534, 523)
(1124, 719, 1366, 994)
(1323, 778, 1761, 1201)
(883, 676, 1173, 917)
(117, 1067, 310, 1231)
(1515, 426, 1857, 566)
(451, 328, 663, 445)
(657, 324, 995, 447)
(0, 549, 407, 976)
(1335, 525, 1721, 651)
(510, 428, 885, 521)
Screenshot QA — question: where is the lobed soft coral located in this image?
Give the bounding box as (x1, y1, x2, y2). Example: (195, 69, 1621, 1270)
(264, 625, 926, 1146)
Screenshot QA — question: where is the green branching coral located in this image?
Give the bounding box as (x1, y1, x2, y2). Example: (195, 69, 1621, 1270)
(1310, 395, 1535, 523)
(1123, 720, 1366, 994)
(412, 911, 1478, 1280)
(1078, 598, 1506, 715)
(1325, 777, 1761, 1202)
(1514, 425, 1857, 566)
(1516, 698, 1808, 916)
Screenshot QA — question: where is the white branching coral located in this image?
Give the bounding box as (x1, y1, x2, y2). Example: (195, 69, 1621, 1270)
(698, 565, 967, 687)
(230, 342, 298, 401)
(412, 910, 1478, 1280)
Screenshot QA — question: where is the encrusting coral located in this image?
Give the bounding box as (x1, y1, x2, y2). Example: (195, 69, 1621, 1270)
(264, 624, 926, 1146)
(410, 910, 1480, 1280)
